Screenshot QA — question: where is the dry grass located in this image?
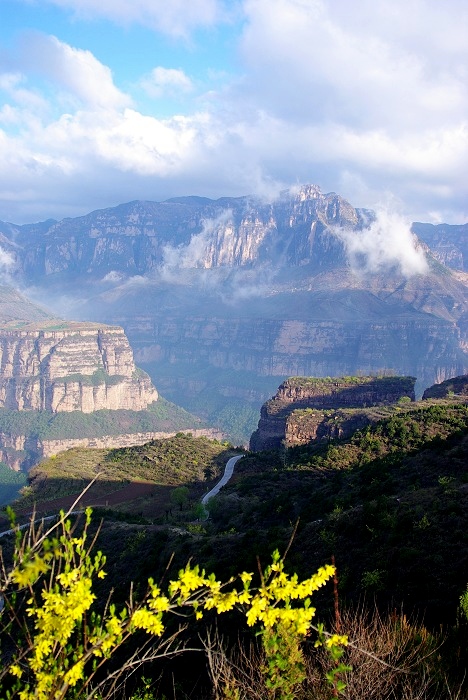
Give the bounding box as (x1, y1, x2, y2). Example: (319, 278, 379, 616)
(202, 606, 467, 700)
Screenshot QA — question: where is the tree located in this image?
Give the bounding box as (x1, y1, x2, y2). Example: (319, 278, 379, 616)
(170, 486, 190, 511)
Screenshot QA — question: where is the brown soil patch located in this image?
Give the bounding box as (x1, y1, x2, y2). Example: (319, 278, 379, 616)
(16, 481, 156, 516)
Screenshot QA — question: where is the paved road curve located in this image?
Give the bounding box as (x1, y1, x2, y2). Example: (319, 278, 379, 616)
(202, 454, 243, 506)
(0, 511, 84, 539)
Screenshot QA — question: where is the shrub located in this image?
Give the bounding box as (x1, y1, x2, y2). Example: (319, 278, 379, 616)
(0, 507, 344, 700)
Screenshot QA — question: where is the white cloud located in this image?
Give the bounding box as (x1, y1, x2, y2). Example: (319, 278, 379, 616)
(230, 0, 468, 218)
(239, 0, 468, 131)
(333, 209, 429, 278)
(0, 245, 15, 284)
(0, 72, 50, 120)
(140, 67, 194, 99)
(0, 1, 467, 225)
(37, 0, 227, 37)
(0, 247, 15, 270)
(19, 34, 131, 110)
(160, 211, 233, 278)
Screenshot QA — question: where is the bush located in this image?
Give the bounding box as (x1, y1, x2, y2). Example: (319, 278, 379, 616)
(0, 506, 344, 700)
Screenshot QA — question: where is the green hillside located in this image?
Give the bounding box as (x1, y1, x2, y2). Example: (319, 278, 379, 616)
(204, 400, 468, 623)
(2, 398, 467, 699)
(0, 396, 202, 441)
(10, 433, 236, 514)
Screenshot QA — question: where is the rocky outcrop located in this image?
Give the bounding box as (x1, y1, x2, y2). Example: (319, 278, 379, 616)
(0, 321, 158, 413)
(422, 373, 468, 399)
(284, 407, 391, 447)
(250, 376, 416, 451)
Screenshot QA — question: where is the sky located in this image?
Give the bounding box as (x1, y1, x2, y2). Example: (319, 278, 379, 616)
(0, 0, 467, 225)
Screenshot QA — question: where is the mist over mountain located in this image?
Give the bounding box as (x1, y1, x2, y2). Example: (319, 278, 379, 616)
(0, 184, 466, 441)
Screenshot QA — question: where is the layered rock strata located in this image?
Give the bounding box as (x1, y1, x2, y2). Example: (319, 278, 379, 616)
(0, 321, 158, 412)
(250, 375, 416, 451)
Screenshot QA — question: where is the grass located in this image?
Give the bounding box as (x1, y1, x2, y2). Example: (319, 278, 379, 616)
(9, 434, 237, 515)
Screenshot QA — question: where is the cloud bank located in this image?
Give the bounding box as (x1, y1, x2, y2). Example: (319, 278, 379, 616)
(0, 0, 466, 224)
(36, 0, 228, 38)
(334, 211, 429, 278)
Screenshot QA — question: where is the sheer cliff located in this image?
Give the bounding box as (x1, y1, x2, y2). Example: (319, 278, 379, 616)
(250, 375, 416, 451)
(1, 185, 467, 440)
(0, 285, 158, 413)
(0, 322, 158, 413)
(0, 287, 210, 471)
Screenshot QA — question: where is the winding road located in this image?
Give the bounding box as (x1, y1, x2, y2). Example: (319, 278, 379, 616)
(202, 454, 243, 505)
(0, 454, 244, 536)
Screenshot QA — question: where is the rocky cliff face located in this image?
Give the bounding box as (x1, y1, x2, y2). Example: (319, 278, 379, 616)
(422, 373, 468, 399)
(120, 306, 464, 406)
(412, 223, 468, 271)
(0, 321, 158, 413)
(284, 406, 396, 448)
(1, 185, 467, 441)
(0, 186, 365, 279)
(250, 376, 416, 451)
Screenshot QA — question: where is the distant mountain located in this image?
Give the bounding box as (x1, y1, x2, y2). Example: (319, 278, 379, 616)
(412, 222, 468, 271)
(0, 185, 369, 281)
(0, 285, 55, 325)
(0, 185, 467, 441)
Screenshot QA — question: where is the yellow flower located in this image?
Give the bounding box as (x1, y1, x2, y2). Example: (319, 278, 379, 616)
(325, 634, 348, 648)
(64, 661, 84, 686)
(11, 555, 50, 588)
(132, 609, 165, 636)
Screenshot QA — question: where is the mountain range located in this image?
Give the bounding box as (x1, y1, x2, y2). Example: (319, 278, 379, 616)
(0, 184, 466, 441)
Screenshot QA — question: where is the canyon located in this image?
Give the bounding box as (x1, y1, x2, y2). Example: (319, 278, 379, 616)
(0, 287, 207, 470)
(0, 184, 466, 441)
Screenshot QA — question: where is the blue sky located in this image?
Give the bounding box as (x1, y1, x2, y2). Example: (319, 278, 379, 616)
(0, 0, 467, 224)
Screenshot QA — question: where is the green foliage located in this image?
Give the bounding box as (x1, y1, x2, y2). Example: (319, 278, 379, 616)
(0, 463, 26, 485)
(438, 475, 455, 493)
(0, 396, 201, 442)
(0, 463, 27, 506)
(170, 486, 190, 510)
(57, 369, 125, 387)
(286, 374, 415, 390)
(460, 585, 468, 623)
(361, 569, 386, 591)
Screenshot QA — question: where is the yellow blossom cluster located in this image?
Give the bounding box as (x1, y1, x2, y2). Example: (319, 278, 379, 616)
(3, 513, 347, 700)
